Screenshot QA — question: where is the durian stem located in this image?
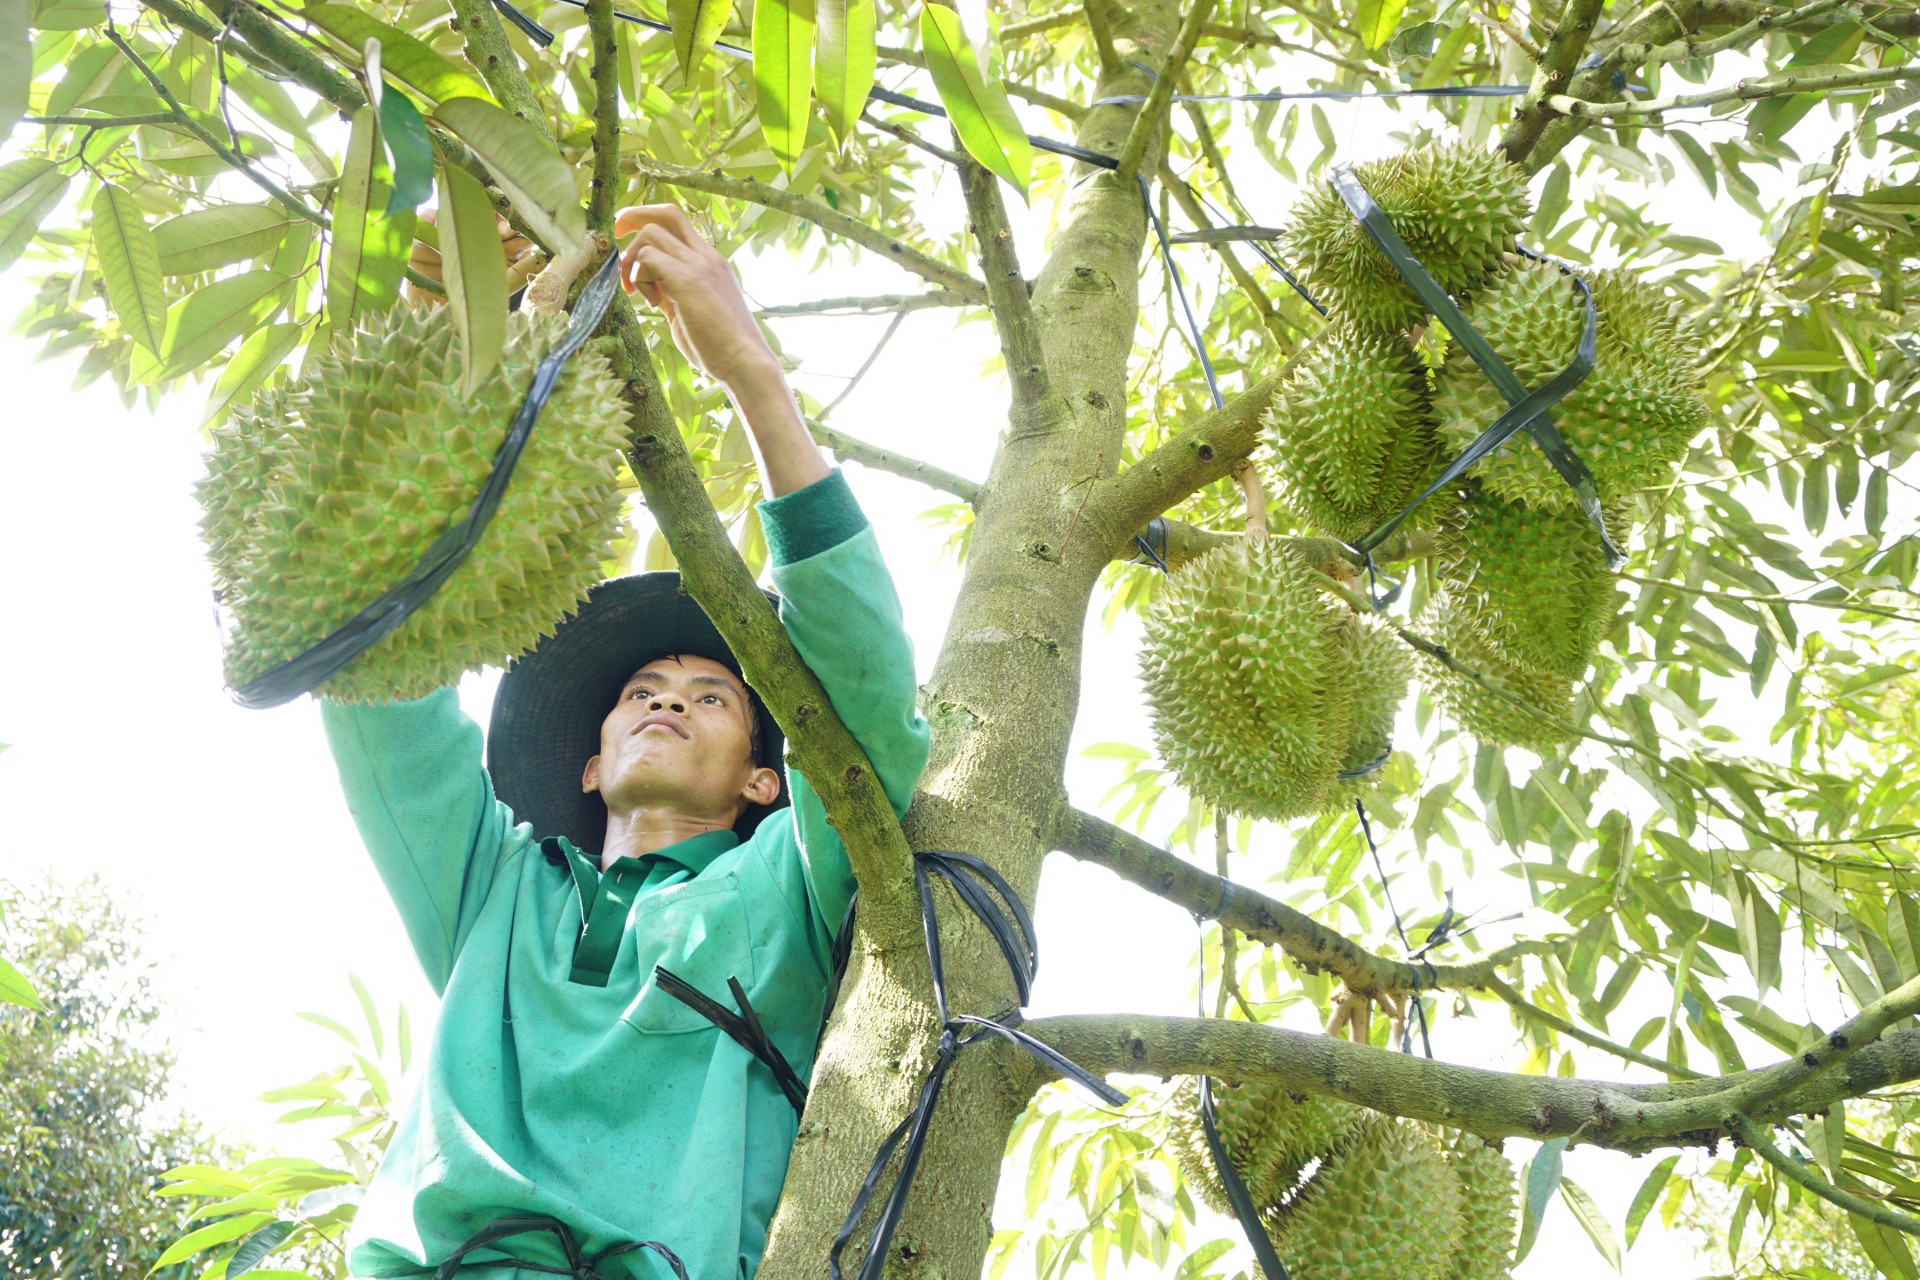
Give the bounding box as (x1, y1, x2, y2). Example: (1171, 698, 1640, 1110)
(520, 232, 608, 314)
(1549, 64, 1920, 118)
(1017, 1012, 1920, 1150)
(632, 161, 990, 305)
(1483, 975, 1705, 1080)
(1235, 461, 1268, 539)
(1730, 1112, 1920, 1238)
(1113, 0, 1216, 183)
(1054, 806, 1570, 996)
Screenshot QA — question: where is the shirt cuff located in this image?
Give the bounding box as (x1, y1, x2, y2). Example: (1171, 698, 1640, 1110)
(757, 468, 870, 566)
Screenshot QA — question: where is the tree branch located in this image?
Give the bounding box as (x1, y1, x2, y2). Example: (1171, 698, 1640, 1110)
(1115, 0, 1217, 183)
(602, 292, 920, 939)
(635, 161, 989, 305)
(1053, 807, 1563, 996)
(959, 158, 1060, 426)
(448, 0, 551, 135)
(1614, 0, 1848, 68)
(137, 0, 286, 76)
(1021, 1013, 1920, 1149)
(1085, 0, 1122, 75)
(1499, 0, 1606, 166)
(585, 0, 622, 229)
(1732, 1112, 1920, 1238)
(1005, 5, 1081, 40)
(1548, 65, 1920, 118)
(807, 421, 984, 505)
(757, 290, 970, 316)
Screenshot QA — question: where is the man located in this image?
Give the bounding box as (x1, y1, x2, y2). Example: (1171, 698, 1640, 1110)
(322, 205, 929, 1280)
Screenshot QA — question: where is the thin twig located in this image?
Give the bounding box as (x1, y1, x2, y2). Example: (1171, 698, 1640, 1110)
(1485, 975, 1705, 1079)
(1619, 571, 1920, 624)
(1548, 65, 1920, 118)
(819, 311, 908, 418)
(859, 109, 967, 167)
(1198, 23, 1376, 76)
(757, 290, 970, 316)
(805, 421, 984, 505)
(1732, 1112, 1920, 1238)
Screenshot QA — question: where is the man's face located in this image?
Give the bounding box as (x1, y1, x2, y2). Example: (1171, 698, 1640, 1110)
(582, 654, 779, 824)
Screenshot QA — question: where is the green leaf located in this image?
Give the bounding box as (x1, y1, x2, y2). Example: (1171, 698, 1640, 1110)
(322, 104, 413, 349)
(227, 1221, 297, 1277)
(396, 1002, 412, 1074)
(32, 0, 105, 28)
(433, 96, 585, 256)
(1849, 1212, 1919, 1280)
(203, 322, 304, 427)
(1354, 0, 1406, 50)
(348, 973, 383, 1059)
(814, 0, 873, 143)
(1559, 1176, 1623, 1271)
(1669, 128, 1717, 195)
(755, 0, 816, 172)
(1515, 1137, 1565, 1264)
(154, 203, 293, 276)
(920, 4, 1031, 195)
(0, 957, 44, 1010)
(0, 0, 28, 141)
(128, 271, 289, 386)
(301, 5, 492, 104)
(378, 85, 434, 216)
(1623, 1154, 1677, 1250)
(438, 159, 508, 397)
(159, 1164, 255, 1191)
(0, 161, 68, 272)
(147, 1212, 276, 1271)
(91, 184, 169, 353)
(665, 0, 734, 77)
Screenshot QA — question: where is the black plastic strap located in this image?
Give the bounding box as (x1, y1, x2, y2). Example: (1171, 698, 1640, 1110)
(1132, 516, 1171, 574)
(1353, 800, 1434, 1059)
(433, 1213, 690, 1280)
(1192, 918, 1290, 1280)
(1140, 173, 1224, 412)
(1094, 85, 1527, 106)
(654, 966, 811, 1116)
(830, 853, 1127, 1280)
(1325, 167, 1623, 567)
(230, 251, 625, 708)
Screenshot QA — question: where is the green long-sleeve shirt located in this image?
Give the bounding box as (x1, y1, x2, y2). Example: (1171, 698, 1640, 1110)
(320, 471, 928, 1280)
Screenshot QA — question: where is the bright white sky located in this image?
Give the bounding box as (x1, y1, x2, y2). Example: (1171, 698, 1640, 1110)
(0, 74, 1872, 1279)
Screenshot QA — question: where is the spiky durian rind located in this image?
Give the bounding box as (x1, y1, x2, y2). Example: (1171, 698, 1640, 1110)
(1441, 1130, 1517, 1280)
(202, 304, 632, 702)
(1262, 1114, 1464, 1280)
(1169, 1079, 1369, 1215)
(1419, 592, 1580, 752)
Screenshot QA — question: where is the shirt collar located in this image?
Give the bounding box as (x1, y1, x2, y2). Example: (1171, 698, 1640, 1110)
(549, 828, 742, 877)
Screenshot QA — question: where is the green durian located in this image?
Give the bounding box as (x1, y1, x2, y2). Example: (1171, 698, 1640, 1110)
(1261, 326, 1449, 545)
(1440, 1131, 1517, 1280)
(1265, 1114, 1464, 1280)
(1168, 1080, 1367, 1214)
(1419, 593, 1579, 753)
(1336, 620, 1414, 791)
(1432, 259, 1709, 511)
(1436, 488, 1623, 680)
(202, 303, 632, 702)
(1140, 538, 1409, 820)
(1285, 144, 1532, 333)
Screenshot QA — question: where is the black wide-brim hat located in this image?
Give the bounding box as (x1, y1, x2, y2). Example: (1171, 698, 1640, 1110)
(487, 572, 787, 854)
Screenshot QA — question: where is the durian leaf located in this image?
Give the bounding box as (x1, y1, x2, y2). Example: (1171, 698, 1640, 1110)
(126, 271, 288, 385)
(323, 104, 413, 350)
(202, 322, 305, 428)
(0, 161, 68, 273)
(1558, 1176, 1622, 1271)
(433, 96, 586, 257)
(0, 957, 44, 1011)
(226, 1219, 297, 1276)
(0, 0, 27, 141)
(378, 86, 434, 216)
(90, 184, 168, 354)
(754, 0, 816, 173)
(147, 1212, 278, 1270)
(1514, 1136, 1565, 1263)
(153, 203, 291, 276)
(814, 0, 874, 144)
(1848, 1212, 1919, 1280)
(665, 0, 734, 78)
(919, 4, 1030, 196)
(439, 159, 509, 397)
(1622, 1154, 1677, 1251)
(1354, 0, 1406, 50)
(30, 0, 104, 27)
(300, 5, 492, 105)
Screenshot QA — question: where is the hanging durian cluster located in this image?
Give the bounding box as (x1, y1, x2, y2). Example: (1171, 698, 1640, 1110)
(1139, 538, 1411, 820)
(200, 303, 632, 702)
(1168, 1082, 1518, 1280)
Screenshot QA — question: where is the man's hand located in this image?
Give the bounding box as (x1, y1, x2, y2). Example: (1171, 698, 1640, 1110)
(615, 204, 828, 497)
(615, 205, 779, 390)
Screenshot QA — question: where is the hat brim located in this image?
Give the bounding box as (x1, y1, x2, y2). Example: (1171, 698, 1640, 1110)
(487, 573, 787, 855)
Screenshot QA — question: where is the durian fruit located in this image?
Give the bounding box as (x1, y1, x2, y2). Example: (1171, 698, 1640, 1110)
(1140, 538, 1411, 820)
(1265, 1114, 1464, 1280)
(1440, 1130, 1518, 1280)
(1335, 621, 1415, 792)
(1261, 326, 1449, 545)
(1436, 488, 1623, 681)
(1432, 259, 1709, 511)
(1419, 593, 1579, 753)
(1167, 1079, 1366, 1214)
(1285, 144, 1532, 334)
(202, 303, 632, 702)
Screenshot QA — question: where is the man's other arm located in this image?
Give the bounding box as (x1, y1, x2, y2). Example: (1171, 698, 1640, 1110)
(322, 691, 528, 992)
